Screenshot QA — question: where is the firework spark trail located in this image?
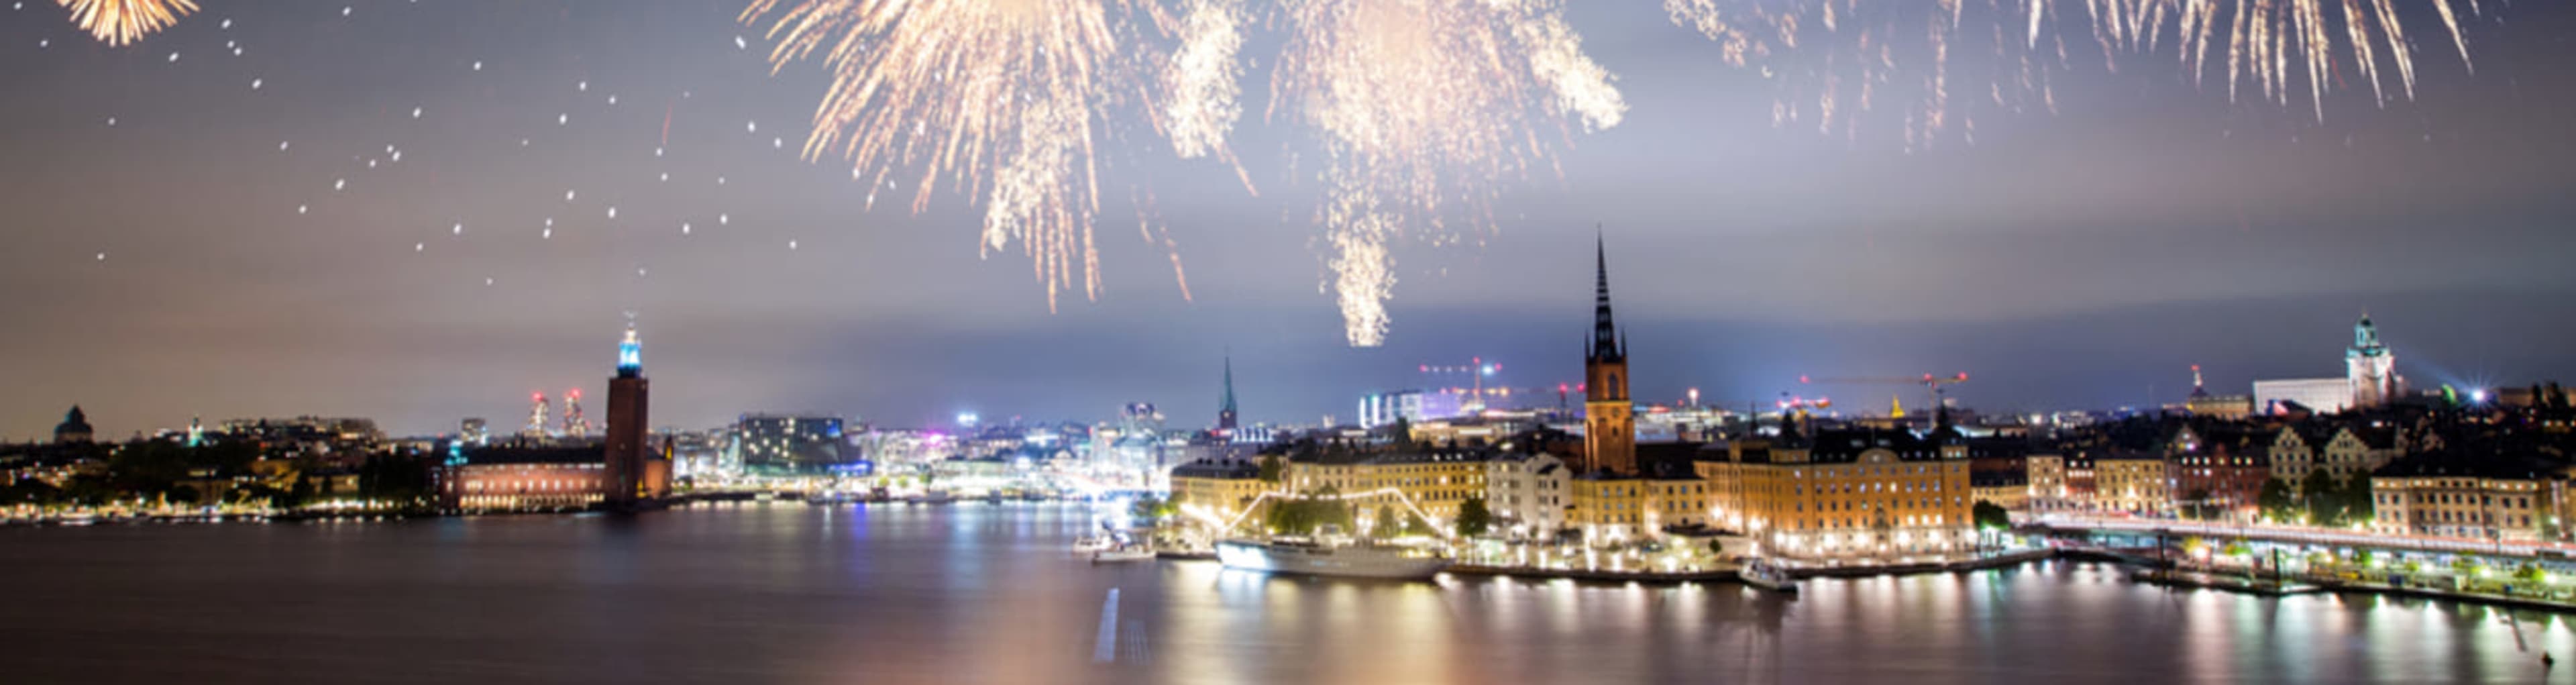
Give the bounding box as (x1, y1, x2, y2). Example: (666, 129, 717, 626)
(1263, 0, 1625, 346)
(57, 0, 197, 46)
(745, 0, 1150, 313)
(1162, 0, 1245, 161)
(1666, 0, 2485, 147)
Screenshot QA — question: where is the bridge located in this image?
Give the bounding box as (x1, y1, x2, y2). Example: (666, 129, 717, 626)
(2027, 515, 2576, 564)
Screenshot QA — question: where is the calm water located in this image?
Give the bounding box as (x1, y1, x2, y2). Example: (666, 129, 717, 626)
(1, 504, 2571, 684)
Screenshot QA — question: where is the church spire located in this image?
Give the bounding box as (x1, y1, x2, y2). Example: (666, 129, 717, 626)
(1592, 227, 1621, 362)
(1217, 353, 1239, 431)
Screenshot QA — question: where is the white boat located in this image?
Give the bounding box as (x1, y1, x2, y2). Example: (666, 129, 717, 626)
(1215, 538, 1451, 580)
(1091, 546, 1157, 564)
(1740, 560, 1799, 593)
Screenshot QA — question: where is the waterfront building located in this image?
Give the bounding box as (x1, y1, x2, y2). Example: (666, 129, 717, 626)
(1277, 443, 1494, 523)
(2371, 443, 2559, 541)
(444, 444, 612, 511)
(1170, 457, 1269, 527)
(1483, 451, 1569, 539)
(2025, 454, 2069, 510)
(2267, 424, 2329, 482)
(727, 415, 849, 474)
(1967, 436, 2031, 510)
(1579, 235, 1635, 476)
(2168, 423, 2271, 519)
(1695, 427, 1976, 560)
(2094, 450, 2171, 515)
(53, 406, 93, 444)
(1567, 475, 1648, 542)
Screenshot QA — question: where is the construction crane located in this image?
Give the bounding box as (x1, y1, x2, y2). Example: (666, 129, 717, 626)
(1797, 372, 1970, 417)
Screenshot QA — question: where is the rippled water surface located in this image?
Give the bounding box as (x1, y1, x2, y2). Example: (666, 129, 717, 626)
(1, 504, 2570, 684)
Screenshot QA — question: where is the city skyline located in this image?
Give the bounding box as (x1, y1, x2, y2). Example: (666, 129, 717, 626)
(4, 3, 2574, 437)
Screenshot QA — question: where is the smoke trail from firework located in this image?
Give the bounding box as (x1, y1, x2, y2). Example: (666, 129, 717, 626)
(57, 0, 198, 46)
(744, 0, 1154, 312)
(1664, 0, 2485, 148)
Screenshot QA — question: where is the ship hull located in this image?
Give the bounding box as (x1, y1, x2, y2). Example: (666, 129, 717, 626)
(1215, 540, 1450, 580)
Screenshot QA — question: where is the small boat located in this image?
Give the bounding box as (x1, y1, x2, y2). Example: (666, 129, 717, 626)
(1072, 535, 1115, 555)
(1215, 537, 1450, 580)
(1740, 560, 1799, 593)
(1091, 546, 1156, 564)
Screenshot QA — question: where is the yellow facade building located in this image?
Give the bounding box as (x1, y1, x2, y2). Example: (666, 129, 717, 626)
(1695, 428, 1976, 560)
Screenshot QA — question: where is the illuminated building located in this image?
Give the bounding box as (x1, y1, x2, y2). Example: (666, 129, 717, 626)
(2025, 454, 2068, 510)
(2315, 424, 2406, 481)
(2094, 451, 2169, 515)
(603, 317, 657, 505)
(1580, 234, 1633, 476)
(2267, 424, 2328, 482)
(2371, 443, 2557, 542)
(1279, 445, 1492, 523)
(728, 415, 847, 474)
(2255, 378, 2351, 415)
(2166, 424, 2269, 518)
(1483, 451, 1568, 539)
(459, 417, 488, 446)
(1170, 458, 1269, 528)
(561, 388, 590, 437)
(443, 445, 612, 511)
(2347, 313, 2399, 409)
(1568, 477, 1647, 541)
(52, 406, 93, 444)
(1358, 389, 1468, 429)
(1695, 427, 1976, 560)
(525, 392, 551, 437)
(2182, 365, 2254, 419)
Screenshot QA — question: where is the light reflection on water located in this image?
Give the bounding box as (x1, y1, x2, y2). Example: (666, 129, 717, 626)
(0, 505, 2568, 684)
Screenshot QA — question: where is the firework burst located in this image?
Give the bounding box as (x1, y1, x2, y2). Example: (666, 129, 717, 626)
(1265, 0, 1626, 346)
(57, 0, 198, 46)
(745, 0, 1158, 312)
(1665, 0, 2486, 148)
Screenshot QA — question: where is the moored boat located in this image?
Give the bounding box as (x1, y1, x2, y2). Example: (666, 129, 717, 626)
(1091, 546, 1156, 564)
(1215, 537, 1450, 580)
(1740, 560, 1799, 593)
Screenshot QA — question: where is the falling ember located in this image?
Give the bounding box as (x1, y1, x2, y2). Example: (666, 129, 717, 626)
(1263, 0, 1625, 346)
(55, 0, 197, 47)
(1662, 0, 2488, 148)
(743, 0, 1146, 314)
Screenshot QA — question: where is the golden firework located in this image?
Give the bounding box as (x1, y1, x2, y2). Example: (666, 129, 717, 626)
(57, 0, 199, 46)
(1666, 0, 2485, 148)
(745, 0, 1155, 312)
(1267, 0, 1626, 346)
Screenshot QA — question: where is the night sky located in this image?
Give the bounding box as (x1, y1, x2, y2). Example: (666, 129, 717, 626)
(3, 1, 2573, 439)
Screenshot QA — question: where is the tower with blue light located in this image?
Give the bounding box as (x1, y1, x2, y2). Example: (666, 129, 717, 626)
(604, 315, 651, 507)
